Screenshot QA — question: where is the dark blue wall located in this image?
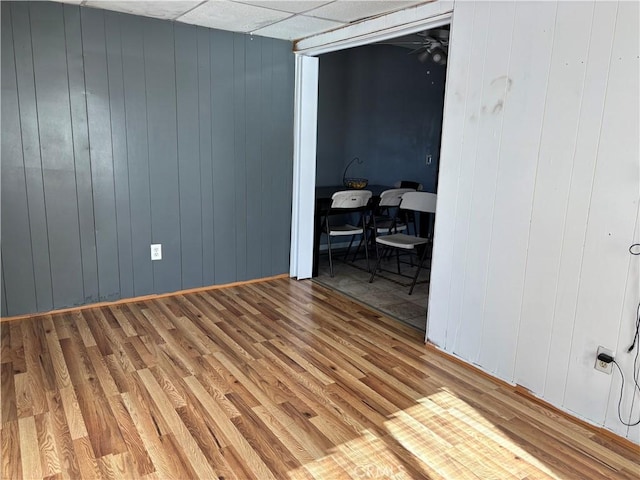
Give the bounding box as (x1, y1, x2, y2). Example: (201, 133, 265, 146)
(316, 44, 446, 191)
(316, 49, 349, 186)
(1, 1, 295, 316)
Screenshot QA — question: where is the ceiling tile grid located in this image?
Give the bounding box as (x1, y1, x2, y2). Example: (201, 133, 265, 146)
(178, 0, 292, 32)
(52, 0, 433, 41)
(87, 1, 202, 20)
(234, 1, 333, 15)
(252, 14, 344, 41)
(304, 1, 422, 23)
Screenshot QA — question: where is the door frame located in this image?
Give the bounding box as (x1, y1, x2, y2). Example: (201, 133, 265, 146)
(289, 9, 453, 281)
(289, 55, 319, 280)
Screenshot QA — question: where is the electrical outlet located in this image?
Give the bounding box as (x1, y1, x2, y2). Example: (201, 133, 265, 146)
(150, 244, 162, 261)
(594, 346, 614, 374)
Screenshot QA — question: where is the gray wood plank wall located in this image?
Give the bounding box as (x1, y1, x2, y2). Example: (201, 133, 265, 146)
(0, 1, 295, 316)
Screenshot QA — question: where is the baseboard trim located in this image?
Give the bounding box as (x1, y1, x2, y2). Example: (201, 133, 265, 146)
(424, 342, 639, 453)
(0, 273, 289, 323)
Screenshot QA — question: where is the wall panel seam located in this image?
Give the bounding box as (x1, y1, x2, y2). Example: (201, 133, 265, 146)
(173, 22, 184, 290)
(477, 2, 517, 366)
(9, 4, 39, 314)
(62, 6, 87, 303)
(444, 0, 475, 349)
(453, 1, 491, 358)
(141, 17, 154, 291)
(512, 1, 560, 381)
(119, 13, 136, 294)
(208, 29, 216, 285)
(559, 0, 620, 407)
(27, 3, 56, 310)
(196, 27, 204, 287)
(544, 1, 596, 399)
(78, 4, 101, 299)
(258, 40, 264, 277)
(104, 11, 123, 299)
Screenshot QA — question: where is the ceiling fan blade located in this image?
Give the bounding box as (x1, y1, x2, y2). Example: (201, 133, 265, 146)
(407, 46, 428, 55)
(378, 41, 426, 46)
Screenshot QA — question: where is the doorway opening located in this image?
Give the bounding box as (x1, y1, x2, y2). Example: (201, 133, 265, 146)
(310, 25, 450, 332)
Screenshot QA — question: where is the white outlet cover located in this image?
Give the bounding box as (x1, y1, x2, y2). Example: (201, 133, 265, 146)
(151, 244, 162, 261)
(594, 346, 614, 374)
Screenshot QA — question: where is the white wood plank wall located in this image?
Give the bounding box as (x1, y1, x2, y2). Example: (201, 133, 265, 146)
(428, 0, 640, 442)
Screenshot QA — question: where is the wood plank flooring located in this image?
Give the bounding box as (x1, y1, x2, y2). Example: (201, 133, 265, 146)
(1, 278, 638, 479)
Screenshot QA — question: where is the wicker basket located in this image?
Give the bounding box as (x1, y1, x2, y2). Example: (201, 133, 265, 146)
(342, 157, 368, 189)
(343, 177, 369, 189)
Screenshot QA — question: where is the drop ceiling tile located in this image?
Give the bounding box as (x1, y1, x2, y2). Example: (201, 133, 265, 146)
(232, 1, 333, 14)
(306, 1, 423, 23)
(177, 0, 291, 32)
(252, 14, 343, 41)
(85, 1, 202, 20)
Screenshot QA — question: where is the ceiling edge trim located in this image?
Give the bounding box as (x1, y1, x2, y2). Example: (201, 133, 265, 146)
(294, 1, 454, 56)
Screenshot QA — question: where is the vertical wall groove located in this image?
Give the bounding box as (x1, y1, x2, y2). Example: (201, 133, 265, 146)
(11, 5, 38, 308)
(62, 6, 87, 304)
(196, 29, 204, 287)
(104, 12, 123, 299)
(120, 13, 136, 295)
(172, 22, 183, 290)
(510, 0, 558, 382)
(73, 4, 100, 304)
(557, 1, 618, 406)
(28, 4, 56, 311)
(2, 4, 37, 314)
(538, 2, 595, 398)
(476, 2, 517, 362)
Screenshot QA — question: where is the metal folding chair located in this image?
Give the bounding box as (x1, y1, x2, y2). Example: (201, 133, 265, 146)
(322, 190, 372, 277)
(368, 191, 437, 294)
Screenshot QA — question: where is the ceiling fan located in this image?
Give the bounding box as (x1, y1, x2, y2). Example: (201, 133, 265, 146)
(380, 28, 449, 65)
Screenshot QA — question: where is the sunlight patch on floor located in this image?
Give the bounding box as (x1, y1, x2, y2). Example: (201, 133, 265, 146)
(288, 389, 566, 479)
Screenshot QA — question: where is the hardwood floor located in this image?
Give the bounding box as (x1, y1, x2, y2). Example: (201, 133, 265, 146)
(1, 278, 638, 479)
